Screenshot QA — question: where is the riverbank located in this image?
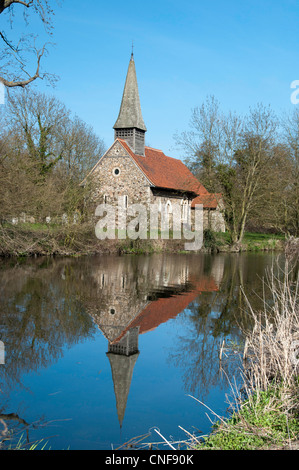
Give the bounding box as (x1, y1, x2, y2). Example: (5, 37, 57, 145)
(195, 260, 299, 451)
(195, 381, 299, 450)
(0, 223, 286, 257)
(117, 250, 298, 451)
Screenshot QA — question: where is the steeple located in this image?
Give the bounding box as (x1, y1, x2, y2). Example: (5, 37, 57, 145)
(106, 328, 140, 429)
(113, 53, 147, 156)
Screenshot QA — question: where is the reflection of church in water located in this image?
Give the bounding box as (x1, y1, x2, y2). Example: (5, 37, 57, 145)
(83, 254, 224, 428)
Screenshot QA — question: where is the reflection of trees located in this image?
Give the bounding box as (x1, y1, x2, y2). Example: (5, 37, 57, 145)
(0, 257, 96, 394)
(168, 253, 286, 399)
(0, 251, 287, 425)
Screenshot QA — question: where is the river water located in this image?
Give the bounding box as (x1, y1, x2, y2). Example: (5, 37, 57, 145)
(0, 252, 285, 450)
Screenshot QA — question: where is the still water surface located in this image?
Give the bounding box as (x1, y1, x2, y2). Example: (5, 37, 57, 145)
(0, 252, 284, 449)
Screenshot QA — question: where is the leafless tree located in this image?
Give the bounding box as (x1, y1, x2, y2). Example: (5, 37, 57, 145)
(175, 98, 284, 244)
(228, 104, 278, 243)
(57, 114, 106, 180)
(0, 89, 104, 226)
(5, 89, 69, 174)
(174, 95, 223, 191)
(0, 0, 59, 88)
(280, 108, 299, 236)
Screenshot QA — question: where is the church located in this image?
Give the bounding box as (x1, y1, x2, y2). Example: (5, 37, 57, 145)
(83, 53, 225, 234)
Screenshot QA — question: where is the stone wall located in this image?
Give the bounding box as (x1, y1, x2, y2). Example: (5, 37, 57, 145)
(90, 140, 226, 235)
(210, 208, 226, 232)
(91, 140, 151, 207)
(192, 207, 226, 233)
(83, 254, 193, 343)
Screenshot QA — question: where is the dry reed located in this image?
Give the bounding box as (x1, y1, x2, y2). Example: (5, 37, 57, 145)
(241, 260, 299, 409)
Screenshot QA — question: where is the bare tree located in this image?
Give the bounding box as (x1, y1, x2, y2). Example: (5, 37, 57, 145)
(228, 104, 277, 243)
(280, 108, 299, 236)
(5, 89, 69, 174)
(57, 115, 106, 180)
(174, 95, 223, 191)
(0, 0, 59, 88)
(175, 98, 282, 244)
(1, 89, 104, 225)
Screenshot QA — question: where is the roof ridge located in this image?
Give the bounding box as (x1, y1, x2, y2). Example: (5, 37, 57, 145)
(145, 147, 184, 162)
(144, 146, 164, 152)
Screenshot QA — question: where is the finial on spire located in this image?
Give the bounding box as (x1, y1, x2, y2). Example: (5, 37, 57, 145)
(131, 40, 134, 60)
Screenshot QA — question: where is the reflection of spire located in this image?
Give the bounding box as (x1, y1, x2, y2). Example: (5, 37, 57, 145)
(107, 328, 140, 429)
(81, 254, 221, 429)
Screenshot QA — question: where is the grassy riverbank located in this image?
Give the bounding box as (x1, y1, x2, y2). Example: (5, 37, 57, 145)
(194, 261, 299, 451)
(207, 231, 285, 253)
(0, 223, 286, 257)
(197, 383, 299, 450)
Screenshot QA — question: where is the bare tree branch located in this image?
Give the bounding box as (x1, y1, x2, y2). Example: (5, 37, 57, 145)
(0, 0, 34, 15)
(0, 45, 45, 88)
(0, 0, 57, 88)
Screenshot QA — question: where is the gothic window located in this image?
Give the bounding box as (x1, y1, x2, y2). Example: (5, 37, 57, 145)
(103, 194, 108, 204)
(166, 200, 172, 214)
(124, 195, 128, 209)
(182, 199, 189, 222)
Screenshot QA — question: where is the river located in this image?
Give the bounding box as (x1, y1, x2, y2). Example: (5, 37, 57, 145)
(0, 252, 285, 449)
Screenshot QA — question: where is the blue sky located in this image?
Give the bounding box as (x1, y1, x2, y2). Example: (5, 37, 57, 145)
(4, 0, 299, 156)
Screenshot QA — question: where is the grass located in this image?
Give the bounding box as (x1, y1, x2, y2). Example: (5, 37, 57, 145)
(213, 231, 285, 252)
(195, 261, 299, 450)
(197, 383, 299, 450)
(1, 219, 286, 256)
(243, 232, 285, 241)
(0, 420, 49, 451)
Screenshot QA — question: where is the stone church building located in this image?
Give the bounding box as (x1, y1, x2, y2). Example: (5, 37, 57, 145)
(83, 53, 225, 233)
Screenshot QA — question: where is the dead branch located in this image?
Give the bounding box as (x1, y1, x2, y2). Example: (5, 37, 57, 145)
(0, 45, 45, 88)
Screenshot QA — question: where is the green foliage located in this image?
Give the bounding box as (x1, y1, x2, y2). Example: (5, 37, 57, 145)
(199, 384, 299, 450)
(215, 164, 236, 197)
(203, 229, 217, 248)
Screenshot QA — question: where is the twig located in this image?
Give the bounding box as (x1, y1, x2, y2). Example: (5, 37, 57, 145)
(178, 425, 202, 447)
(187, 394, 227, 426)
(219, 338, 225, 361)
(153, 428, 176, 450)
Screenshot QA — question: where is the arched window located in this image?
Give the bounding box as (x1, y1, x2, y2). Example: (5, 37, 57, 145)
(166, 200, 172, 214)
(182, 199, 189, 222)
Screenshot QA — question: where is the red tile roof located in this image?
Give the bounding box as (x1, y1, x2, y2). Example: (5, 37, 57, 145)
(191, 193, 223, 209)
(111, 276, 219, 343)
(118, 139, 209, 196)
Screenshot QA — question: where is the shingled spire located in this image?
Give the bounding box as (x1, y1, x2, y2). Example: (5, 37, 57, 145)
(113, 53, 147, 156)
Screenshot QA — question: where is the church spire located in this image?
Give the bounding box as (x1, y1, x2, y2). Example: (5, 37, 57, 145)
(106, 328, 140, 429)
(113, 52, 147, 155)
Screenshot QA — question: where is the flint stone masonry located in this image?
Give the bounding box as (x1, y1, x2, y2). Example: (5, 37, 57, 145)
(200, 207, 226, 233)
(92, 141, 151, 207)
(90, 141, 226, 233)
